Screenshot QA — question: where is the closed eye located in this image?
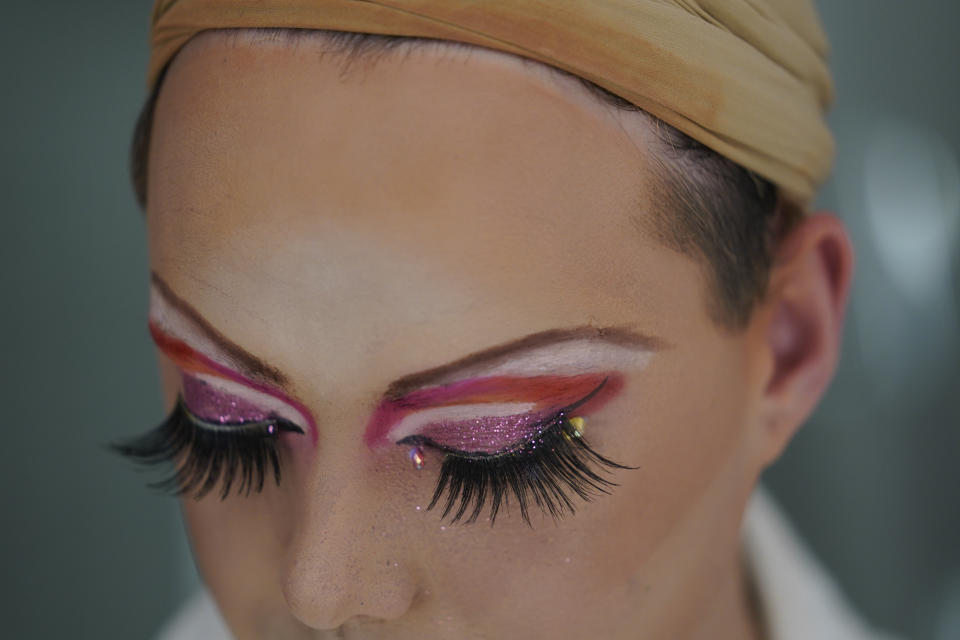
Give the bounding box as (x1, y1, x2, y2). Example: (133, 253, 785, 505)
(397, 377, 639, 525)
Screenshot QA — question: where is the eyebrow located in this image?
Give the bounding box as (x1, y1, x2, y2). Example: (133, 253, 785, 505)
(150, 272, 666, 399)
(383, 326, 666, 400)
(150, 272, 290, 388)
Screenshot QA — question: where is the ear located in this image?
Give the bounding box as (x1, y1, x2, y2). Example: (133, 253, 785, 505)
(751, 211, 855, 468)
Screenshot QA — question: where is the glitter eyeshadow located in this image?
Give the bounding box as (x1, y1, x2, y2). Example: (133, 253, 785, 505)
(416, 411, 555, 454)
(181, 374, 271, 424)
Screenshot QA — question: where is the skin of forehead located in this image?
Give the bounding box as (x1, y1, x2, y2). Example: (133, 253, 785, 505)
(146, 30, 713, 405)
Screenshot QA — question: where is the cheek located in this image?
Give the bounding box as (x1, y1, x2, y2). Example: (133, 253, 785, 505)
(555, 344, 754, 608)
(181, 492, 293, 632)
(632, 359, 750, 500)
(399, 518, 629, 637)
(398, 352, 752, 635)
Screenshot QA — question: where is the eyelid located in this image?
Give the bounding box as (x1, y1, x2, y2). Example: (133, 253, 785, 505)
(400, 377, 612, 457)
(386, 402, 539, 444)
(398, 408, 557, 456)
(374, 373, 623, 451)
(180, 371, 306, 428)
(179, 394, 304, 435)
(149, 322, 317, 439)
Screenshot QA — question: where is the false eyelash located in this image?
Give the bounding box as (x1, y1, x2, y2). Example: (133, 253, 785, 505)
(111, 396, 303, 499)
(402, 379, 637, 526)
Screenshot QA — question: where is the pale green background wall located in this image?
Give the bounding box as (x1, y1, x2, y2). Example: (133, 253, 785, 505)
(1, 3, 192, 639)
(1, 2, 957, 638)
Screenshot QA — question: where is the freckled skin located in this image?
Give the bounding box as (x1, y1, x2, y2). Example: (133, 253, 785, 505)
(147, 31, 847, 640)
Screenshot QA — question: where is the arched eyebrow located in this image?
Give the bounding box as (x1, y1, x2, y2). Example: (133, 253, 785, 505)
(150, 272, 667, 399)
(382, 326, 666, 400)
(150, 272, 289, 388)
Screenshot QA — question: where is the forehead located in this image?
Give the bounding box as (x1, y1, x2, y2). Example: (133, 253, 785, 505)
(149, 31, 655, 214)
(146, 31, 705, 389)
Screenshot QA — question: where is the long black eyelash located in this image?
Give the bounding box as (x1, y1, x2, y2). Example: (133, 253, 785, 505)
(111, 397, 302, 500)
(403, 379, 638, 526)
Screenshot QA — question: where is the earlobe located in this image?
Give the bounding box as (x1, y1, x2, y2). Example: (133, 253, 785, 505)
(754, 212, 854, 467)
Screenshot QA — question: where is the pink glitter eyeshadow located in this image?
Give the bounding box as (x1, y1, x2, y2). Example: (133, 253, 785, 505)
(181, 374, 272, 424)
(417, 411, 555, 454)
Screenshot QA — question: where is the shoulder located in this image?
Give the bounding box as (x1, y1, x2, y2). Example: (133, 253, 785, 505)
(743, 486, 903, 640)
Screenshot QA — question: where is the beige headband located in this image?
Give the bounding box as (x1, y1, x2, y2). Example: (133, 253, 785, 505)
(149, 0, 835, 205)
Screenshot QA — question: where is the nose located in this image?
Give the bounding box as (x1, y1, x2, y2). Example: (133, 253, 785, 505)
(280, 442, 419, 631)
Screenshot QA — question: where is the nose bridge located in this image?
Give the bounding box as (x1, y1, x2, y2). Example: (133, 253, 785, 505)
(280, 434, 419, 630)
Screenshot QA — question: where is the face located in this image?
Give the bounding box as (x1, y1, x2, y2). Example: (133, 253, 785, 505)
(145, 32, 775, 639)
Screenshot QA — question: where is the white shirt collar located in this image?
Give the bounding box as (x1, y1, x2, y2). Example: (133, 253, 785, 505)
(742, 486, 900, 640)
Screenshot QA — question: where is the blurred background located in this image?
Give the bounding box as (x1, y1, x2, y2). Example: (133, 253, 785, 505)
(1, 1, 957, 638)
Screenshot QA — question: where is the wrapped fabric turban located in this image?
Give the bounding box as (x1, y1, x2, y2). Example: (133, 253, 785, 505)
(148, 0, 834, 205)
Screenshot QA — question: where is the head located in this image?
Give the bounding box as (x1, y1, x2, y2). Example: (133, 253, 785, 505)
(134, 27, 852, 640)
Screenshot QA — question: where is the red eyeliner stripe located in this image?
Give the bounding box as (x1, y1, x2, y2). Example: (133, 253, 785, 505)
(149, 323, 223, 378)
(364, 372, 622, 447)
(394, 374, 609, 409)
(148, 322, 318, 443)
